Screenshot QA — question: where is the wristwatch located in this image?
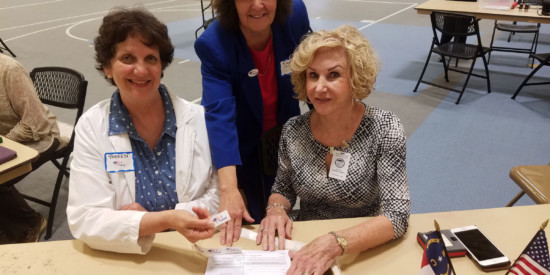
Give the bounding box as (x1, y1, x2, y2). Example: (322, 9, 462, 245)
(328, 231, 348, 256)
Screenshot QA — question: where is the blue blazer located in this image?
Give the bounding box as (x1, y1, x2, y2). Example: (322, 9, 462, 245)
(195, 0, 310, 171)
(195, 0, 310, 220)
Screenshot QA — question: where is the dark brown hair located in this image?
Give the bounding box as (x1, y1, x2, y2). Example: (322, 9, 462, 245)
(212, 0, 293, 32)
(94, 7, 174, 85)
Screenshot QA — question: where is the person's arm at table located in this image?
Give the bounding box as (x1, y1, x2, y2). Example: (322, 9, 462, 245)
(256, 124, 297, 251)
(4, 60, 57, 143)
(195, 33, 254, 246)
(257, 193, 293, 251)
(217, 166, 254, 246)
(286, 216, 394, 275)
(139, 207, 215, 243)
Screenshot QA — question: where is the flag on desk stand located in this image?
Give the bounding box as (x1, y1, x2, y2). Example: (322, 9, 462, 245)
(506, 219, 550, 275)
(420, 220, 455, 275)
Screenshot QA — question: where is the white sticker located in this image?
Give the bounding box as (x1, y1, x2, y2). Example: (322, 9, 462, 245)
(104, 152, 135, 173)
(280, 59, 291, 76)
(328, 150, 351, 181)
(248, 69, 258, 77)
(193, 243, 242, 257)
(212, 210, 230, 227)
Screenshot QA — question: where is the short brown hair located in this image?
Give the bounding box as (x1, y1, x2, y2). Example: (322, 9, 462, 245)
(212, 0, 293, 32)
(94, 7, 174, 85)
(290, 25, 379, 101)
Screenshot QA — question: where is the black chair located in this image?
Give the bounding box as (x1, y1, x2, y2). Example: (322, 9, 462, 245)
(511, 53, 550, 99)
(21, 67, 87, 240)
(0, 37, 16, 57)
(488, 20, 540, 67)
(414, 11, 491, 104)
(195, 0, 216, 39)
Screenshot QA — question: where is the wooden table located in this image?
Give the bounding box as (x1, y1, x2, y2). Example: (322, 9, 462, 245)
(0, 136, 38, 184)
(415, 0, 550, 24)
(0, 204, 548, 274)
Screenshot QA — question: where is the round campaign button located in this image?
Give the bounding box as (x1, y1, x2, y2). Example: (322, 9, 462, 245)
(248, 69, 258, 77)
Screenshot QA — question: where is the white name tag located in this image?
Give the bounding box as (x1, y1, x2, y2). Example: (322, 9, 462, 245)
(280, 59, 291, 76)
(328, 150, 351, 181)
(104, 152, 135, 173)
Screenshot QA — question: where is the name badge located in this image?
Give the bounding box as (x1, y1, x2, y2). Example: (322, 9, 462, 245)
(280, 59, 291, 76)
(105, 152, 135, 173)
(328, 150, 351, 181)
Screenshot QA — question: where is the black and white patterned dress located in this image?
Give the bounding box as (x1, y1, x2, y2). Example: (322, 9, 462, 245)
(272, 104, 410, 238)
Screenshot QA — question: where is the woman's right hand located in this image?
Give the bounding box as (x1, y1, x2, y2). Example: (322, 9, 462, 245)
(172, 207, 215, 243)
(218, 188, 254, 246)
(256, 207, 293, 251)
(217, 166, 254, 246)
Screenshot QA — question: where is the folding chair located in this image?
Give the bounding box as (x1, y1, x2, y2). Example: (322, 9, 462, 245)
(413, 11, 491, 104)
(506, 164, 550, 206)
(0, 37, 16, 57)
(488, 19, 540, 67)
(195, 0, 216, 39)
(21, 67, 87, 240)
(511, 53, 550, 99)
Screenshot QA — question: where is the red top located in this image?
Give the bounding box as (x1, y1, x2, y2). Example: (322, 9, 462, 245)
(249, 38, 278, 132)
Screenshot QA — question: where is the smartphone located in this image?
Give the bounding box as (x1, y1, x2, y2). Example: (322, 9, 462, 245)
(451, 225, 510, 268)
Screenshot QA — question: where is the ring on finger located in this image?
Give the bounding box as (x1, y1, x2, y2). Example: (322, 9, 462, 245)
(302, 272, 308, 275)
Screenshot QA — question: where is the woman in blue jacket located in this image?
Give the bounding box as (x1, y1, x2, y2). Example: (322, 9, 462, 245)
(194, 0, 310, 246)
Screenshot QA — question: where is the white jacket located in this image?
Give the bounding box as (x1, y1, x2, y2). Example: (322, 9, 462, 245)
(67, 89, 220, 254)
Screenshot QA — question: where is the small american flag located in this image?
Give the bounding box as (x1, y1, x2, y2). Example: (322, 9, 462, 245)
(507, 229, 550, 275)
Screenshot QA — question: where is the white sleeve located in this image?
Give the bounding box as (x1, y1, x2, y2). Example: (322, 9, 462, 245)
(174, 103, 220, 216)
(66, 109, 153, 254)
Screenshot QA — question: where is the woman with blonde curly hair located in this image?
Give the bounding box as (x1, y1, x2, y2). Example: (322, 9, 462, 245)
(257, 25, 410, 275)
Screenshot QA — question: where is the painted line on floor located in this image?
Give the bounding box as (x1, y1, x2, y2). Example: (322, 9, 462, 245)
(0, 0, 180, 31)
(65, 18, 102, 42)
(0, 0, 63, 10)
(358, 3, 417, 30)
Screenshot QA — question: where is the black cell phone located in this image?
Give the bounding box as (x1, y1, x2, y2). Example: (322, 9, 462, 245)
(451, 225, 510, 268)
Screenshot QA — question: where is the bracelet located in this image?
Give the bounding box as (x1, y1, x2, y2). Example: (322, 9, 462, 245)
(265, 203, 289, 211)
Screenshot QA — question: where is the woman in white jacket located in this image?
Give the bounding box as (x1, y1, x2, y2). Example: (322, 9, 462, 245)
(67, 7, 220, 254)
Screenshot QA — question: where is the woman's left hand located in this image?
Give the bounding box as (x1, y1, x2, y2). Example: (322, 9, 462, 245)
(286, 234, 342, 275)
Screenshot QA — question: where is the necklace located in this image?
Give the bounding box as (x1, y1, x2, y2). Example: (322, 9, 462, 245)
(257, 41, 273, 77)
(329, 139, 350, 154)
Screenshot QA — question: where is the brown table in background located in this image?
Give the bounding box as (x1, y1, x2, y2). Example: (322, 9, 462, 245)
(415, 0, 550, 24)
(0, 204, 548, 274)
(0, 136, 38, 184)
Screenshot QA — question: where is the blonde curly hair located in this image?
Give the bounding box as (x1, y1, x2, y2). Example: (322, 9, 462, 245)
(290, 25, 379, 101)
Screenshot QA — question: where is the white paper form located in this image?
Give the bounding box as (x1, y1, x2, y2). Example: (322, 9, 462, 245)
(205, 250, 290, 275)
